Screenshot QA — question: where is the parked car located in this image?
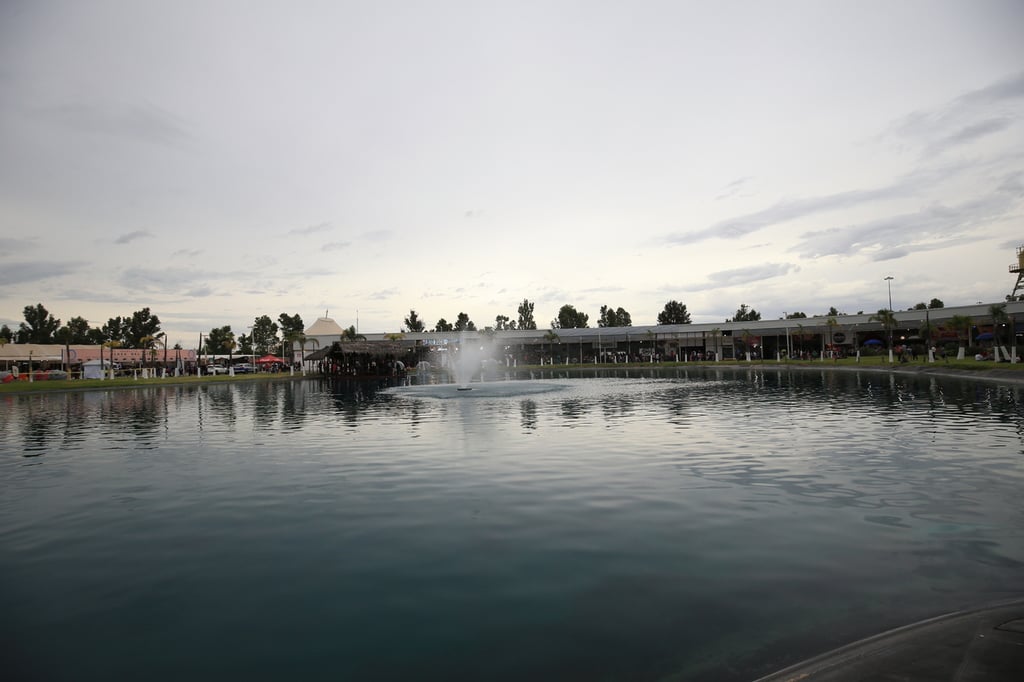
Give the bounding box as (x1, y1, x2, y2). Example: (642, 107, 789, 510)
(233, 363, 254, 374)
(206, 365, 229, 375)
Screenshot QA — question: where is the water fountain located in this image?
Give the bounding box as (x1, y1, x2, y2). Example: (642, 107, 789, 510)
(448, 332, 482, 390)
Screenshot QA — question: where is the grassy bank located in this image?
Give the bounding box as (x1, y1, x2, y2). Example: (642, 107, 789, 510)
(0, 372, 311, 395)
(2, 357, 1021, 395)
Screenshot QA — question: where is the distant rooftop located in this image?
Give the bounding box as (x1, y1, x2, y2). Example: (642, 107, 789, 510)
(305, 317, 344, 337)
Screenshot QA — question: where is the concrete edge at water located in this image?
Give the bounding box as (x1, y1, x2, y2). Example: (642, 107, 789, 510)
(753, 596, 1024, 681)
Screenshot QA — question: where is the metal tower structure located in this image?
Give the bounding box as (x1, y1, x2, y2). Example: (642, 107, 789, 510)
(1010, 245, 1024, 300)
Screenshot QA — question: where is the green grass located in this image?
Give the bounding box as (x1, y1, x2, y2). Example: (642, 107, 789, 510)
(2, 357, 1018, 394)
(0, 372, 311, 394)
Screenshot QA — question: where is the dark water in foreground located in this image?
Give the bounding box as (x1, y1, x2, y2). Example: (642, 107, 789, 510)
(2, 368, 1023, 681)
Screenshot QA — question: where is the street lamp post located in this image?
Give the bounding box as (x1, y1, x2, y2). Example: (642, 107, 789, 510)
(885, 276, 895, 363)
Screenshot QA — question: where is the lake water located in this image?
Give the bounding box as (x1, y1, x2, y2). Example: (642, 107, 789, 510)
(2, 368, 1023, 681)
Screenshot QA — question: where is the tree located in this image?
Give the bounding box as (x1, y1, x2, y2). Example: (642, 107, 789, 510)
(0, 324, 12, 342)
(341, 325, 366, 342)
(277, 312, 304, 336)
(543, 330, 560, 359)
(552, 304, 589, 329)
(989, 303, 1009, 359)
(928, 298, 944, 309)
(251, 315, 279, 354)
(947, 315, 973, 360)
(494, 314, 514, 331)
(434, 318, 453, 332)
(785, 312, 807, 319)
(278, 314, 304, 359)
(870, 308, 897, 361)
(293, 334, 318, 370)
(206, 326, 234, 355)
(221, 333, 237, 365)
(657, 300, 692, 325)
(18, 303, 61, 343)
(827, 306, 840, 317)
(139, 335, 158, 368)
(125, 307, 161, 348)
(404, 310, 425, 333)
(61, 316, 92, 344)
(99, 316, 129, 346)
(825, 316, 839, 362)
(730, 304, 761, 322)
(912, 302, 928, 310)
(517, 299, 537, 330)
(454, 312, 476, 331)
(283, 330, 306, 366)
(598, 305, 632, 327)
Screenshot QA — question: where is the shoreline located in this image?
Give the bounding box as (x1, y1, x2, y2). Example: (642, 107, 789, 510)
(4, 360, 1024, 395)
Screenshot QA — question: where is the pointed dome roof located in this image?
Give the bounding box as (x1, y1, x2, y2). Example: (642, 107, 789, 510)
(305, 317, 344, 337)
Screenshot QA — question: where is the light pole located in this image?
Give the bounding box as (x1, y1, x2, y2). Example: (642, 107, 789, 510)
(885, 276, 894, 363)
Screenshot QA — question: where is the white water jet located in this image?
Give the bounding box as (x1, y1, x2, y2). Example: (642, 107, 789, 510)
(448, 332, 483, 389)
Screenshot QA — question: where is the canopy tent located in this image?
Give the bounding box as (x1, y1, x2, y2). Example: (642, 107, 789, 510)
(974, 332, 994, 341)
(862, 339, 883, 346)
(255, 355, 287, 364)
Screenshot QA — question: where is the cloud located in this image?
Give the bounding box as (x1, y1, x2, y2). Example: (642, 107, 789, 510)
(885, 71, 1023, 157)
(925, 117, 1013, 155)
(0, 261, 86, 286)
(36, 100, 193, 148)
(360, 230, 393, 242)
(998, 172, 1024, 196)
(289, 222, 331, 236)
(0, 236, 39, 252)
(117, 266, 229, 293)
(956, 70, 1024, 106)
(790, 192, 1017, 261)
(715, 176, 753, 200)
(115, 230, 153, 244)
(667, 184, 906, 246)
(322, 241, 352, 252)
(684, 263, 798, 291)
(369, 288, 398, 300)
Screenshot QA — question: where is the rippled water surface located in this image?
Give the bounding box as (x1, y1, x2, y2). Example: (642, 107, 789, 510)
(2, 368, 1024, 681)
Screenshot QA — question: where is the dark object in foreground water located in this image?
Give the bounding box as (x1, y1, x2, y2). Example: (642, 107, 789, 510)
(756, 597, 1024, 681)
(456, 387, 473, 391)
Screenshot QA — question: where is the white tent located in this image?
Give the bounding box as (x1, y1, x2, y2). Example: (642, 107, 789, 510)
(82, 359, 109, 380)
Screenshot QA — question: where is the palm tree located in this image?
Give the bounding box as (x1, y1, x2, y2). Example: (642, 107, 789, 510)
(740, 329, 754, 362)
(708, 327, 721, 361)
(299, 336, 319, 374)
(543, 330, 560, 364)
(918, 319, 938, 362)
(221, 335, 237, 371)
(870, 309, 897, 363)
(989, 303, 1009, 361)
(825, 316, 838, 362)
(947, 315, 973, 360)
(794, 323, 805, 358)
(102, 340, 122, 379)
(341, 325, 366, 342)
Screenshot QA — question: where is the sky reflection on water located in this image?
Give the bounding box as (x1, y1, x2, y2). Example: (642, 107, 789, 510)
(2, 368, 1023, 681)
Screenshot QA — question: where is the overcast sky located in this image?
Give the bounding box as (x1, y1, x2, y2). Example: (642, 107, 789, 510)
(1, 0, 1022, 347)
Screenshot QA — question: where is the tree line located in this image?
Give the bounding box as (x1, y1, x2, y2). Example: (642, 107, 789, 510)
(401, 299, 697, 333)
(0, 303, 307, 357)
(1, 297, 953, 351)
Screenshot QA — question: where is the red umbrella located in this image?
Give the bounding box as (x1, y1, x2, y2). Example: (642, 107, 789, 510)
(255, 355, 286, 364)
